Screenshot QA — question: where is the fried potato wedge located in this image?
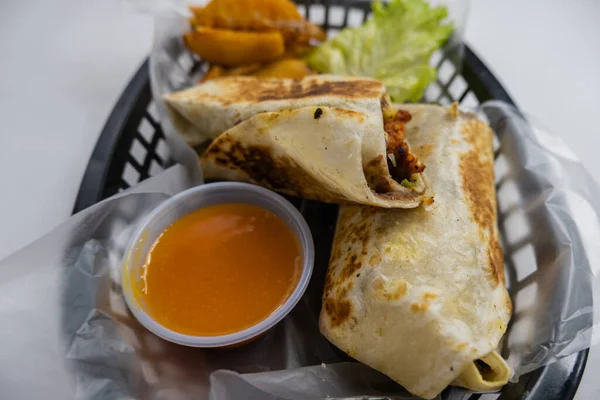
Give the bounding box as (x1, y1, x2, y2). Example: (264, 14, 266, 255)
(199, 59, 310, 83)
(251, 59, 312, 79)
(189, 0, 325, 42)
(190, 0, 301, 30)
(226, 63, 264, 76)
(184, 27, 285, 66)
(200, 65, 227, 83)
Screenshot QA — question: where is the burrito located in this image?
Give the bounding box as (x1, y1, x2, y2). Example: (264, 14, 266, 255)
(320, 104, 512, 399)
(165, 75, 427, 208)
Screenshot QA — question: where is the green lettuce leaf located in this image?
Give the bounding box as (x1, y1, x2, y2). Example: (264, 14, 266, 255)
(400, 178, 417, 188)
(306, 0, 453, 102)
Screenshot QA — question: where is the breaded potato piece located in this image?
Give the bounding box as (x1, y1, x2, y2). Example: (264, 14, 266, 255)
(190, 0, 301, 30)
(184, 27, 285, 66)
(189, 0, 325, 42)
(200, 65, 226, 82)
(252, 59, 312, 79)
(226, 63, 263, 76)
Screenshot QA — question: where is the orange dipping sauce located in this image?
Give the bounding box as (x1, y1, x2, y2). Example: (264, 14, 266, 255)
(140, 203, 301, 336)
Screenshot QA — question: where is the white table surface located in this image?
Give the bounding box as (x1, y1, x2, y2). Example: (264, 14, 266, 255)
(0, 0, 599, 398)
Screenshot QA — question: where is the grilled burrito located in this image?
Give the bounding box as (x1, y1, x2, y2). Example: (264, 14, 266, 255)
(164, 75, 427, 208)
(320, 104, 512, 399)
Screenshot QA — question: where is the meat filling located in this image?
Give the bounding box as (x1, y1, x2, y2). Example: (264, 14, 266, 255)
(384, 109, 425, 183)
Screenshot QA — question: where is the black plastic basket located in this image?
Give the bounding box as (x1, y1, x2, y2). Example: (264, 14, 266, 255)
(72, 1, 588, 399)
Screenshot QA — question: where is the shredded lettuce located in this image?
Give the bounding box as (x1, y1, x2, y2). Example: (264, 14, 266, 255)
(400, 178, 417, 188)
(306, 0, 453, 102)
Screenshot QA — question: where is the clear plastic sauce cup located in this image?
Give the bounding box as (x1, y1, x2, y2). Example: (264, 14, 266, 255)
(122, 182, 315, 347)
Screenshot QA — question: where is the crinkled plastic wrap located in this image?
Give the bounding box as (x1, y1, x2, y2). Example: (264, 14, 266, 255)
(0, 102, 599, 399)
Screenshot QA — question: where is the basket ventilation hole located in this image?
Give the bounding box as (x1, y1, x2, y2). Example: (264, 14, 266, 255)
(347, 8, 364, 27)
(438, 96, 452, 106)
(494, 153, 509, 182)
(460, 91, 479, 109)
(147, 102, 159, 121)
(511, 243, 537, 283)
(309, 4, 326, 25)
(296, 4, 306, 18)
(430, 50, 443, 67)
(438, 59, 456, 84)
(123, 163, 141, 187)
(424, 82, 441, 103)
(177, 52, 194, 72)
(130, 139, 147, 166)
(514, 280, 539, 313)
(497, 179, 522, 216)
(327, 6, 345, 26)
(138, 118, 155, 143)
(149, 160, 164, 177)
(155, 139, 170, 163)
(326, 28, 341, 39)
(448, 75, 468, 100)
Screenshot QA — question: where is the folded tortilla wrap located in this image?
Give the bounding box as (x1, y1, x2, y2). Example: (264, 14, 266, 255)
(165, 75, 390, 144)
(165, 75, 427, 207)
(320, 104, 512, 399)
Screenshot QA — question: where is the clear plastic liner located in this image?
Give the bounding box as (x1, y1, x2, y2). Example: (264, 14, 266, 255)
(0, 102, 599, 399)
(480, 102, 599, 377)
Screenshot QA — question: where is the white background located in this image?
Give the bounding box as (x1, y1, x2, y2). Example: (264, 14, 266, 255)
(0, 0, 599, 397)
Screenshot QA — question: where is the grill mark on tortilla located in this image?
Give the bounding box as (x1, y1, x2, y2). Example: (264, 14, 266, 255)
(488, 239, 505, 284)
(336, 210, 373, 282)
(423, 292, 438, 301)
(322, 297, 352, 328)
(459, 119, 504, 285)
(372, 278, 408, 301)
(178, 77, 385, 106)
(459, 120, 495, 233)
(332, 108, 366, 123)
(323, 283, 353, 328)
(369, 254, 382, 266)
(323, 206, 376, 329)
(256, 80, 383, 101)
(202, 135, 341, 202)
(323, 266, 335, 297)
(340, 254, 362, 283)
(390, 281, 408, 300)
(410, 302, 429, 314)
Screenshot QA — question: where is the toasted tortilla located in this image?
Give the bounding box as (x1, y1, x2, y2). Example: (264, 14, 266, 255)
(320, 104, 512, 399)
(453, 350, 511, 392)
(166, 75, 427, 207)
(164, 75, 389, 146)
(201, 106, 426, 207)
